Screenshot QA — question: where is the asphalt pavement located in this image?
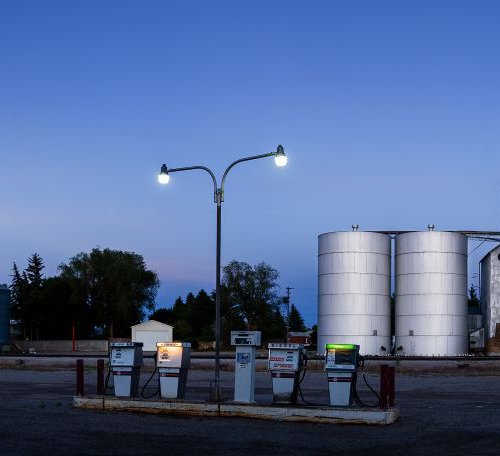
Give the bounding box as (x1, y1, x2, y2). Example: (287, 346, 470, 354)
(0, 365, 499, 455)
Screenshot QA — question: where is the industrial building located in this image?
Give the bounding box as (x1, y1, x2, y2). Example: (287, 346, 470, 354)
(318, 226, 500, 356)
(480, 244, 500, 352)
(317, 228, 391, 355)
(394, 229, 468, 356)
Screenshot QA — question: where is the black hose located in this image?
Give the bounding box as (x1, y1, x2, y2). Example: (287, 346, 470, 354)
(298, 365, 307, 385)
(141, 367, 159, 399)
(362, 371, 380, 401)
(297, 382, 326, 406)
(296, 360, 328, 406)
(104, 364, 113, 392)
(353, 371, 380, 408)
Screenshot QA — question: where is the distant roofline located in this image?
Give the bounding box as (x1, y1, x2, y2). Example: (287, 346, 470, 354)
(373, 230, 500, 236)
(319, 230, 500, 240)
(131, 319, 173, 328)
(479, 243, 500, 263)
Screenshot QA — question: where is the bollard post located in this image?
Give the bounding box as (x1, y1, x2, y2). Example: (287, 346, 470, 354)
(388, 366, 395, 407)
(76, 359, 84, 396)
(96, 359, 105, 395)
(379, 364, 389, 409)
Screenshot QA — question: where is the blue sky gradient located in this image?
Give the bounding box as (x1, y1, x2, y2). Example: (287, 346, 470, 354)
(1, 1, 499, 325)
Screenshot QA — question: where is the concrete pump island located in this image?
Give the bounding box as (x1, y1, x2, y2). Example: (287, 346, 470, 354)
(73, 335, 398, 425)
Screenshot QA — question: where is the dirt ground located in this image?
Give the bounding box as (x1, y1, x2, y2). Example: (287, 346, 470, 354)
(0, 358, 499, 455)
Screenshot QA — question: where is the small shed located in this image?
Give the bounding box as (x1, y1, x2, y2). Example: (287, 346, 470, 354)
(131, 320, 173, 352)
(289, 331, 312, 347)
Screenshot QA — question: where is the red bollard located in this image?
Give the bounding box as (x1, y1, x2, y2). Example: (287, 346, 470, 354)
(76, 359, 84, 396)
(379, 364, 389, 409)
(96, 359, 105, 395)
(388, 366, 396, 407)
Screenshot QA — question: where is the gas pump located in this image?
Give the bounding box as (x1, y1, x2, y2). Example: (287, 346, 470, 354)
(156, 342, 191, 399)
(268, 343, 303, 404)
(109, 342, 143, 397)
(324, 343, 359, 406)
(230, 331, 261, 403)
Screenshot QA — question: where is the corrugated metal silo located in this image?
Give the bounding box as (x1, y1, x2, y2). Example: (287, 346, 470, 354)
(395, 228, 468, 355)
(318, 227, 391, 355)
(0, 286, 11, 345)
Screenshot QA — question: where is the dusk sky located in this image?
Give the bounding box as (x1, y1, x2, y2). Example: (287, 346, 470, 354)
(1, 1, 499, 326)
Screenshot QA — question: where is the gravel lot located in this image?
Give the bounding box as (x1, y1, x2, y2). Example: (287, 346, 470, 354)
(0, 359, 499, 455)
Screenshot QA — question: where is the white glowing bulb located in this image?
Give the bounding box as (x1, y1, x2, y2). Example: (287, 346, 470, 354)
(274, 154, 287, 167)
(158, 173, 170, 184)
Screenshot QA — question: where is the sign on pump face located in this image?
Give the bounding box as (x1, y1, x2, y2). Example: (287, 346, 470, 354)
(111, 347, 135, 366)
(268, 349, 299, 370)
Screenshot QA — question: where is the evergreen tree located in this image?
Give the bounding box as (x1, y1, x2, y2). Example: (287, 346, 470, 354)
(26, 253, 44, 287)
(265, 308, 287, 341)
(9, 262, 26, 322)
(288, 304, 306, 332)
(171, 296, 192, 340)
(10, 255, 45, 339)
(468, 285, 480, 307)
(172, 296, 189, 322)
(150, 307, 175, 325)
(184, 292, 196, 323)
(26, 253, 45, 339)
(190, 290, 215, 340)
(309, 324, 318, 350)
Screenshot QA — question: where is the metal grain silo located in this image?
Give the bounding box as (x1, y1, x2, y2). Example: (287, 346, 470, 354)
(318, 227, 391, 355)
(0, 286, 11, 345)
(395, 228, 468, 356)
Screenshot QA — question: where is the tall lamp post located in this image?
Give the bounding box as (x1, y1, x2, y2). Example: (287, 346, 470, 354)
(158, 145, 287, 401)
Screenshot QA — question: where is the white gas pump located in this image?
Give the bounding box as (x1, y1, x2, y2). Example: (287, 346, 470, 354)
(230, 331, 261, 403)
(109, 342, 143, 397)
(325, 343, 359, 406)
(268, 343, 303, 404)
(156, 342, 191, 399)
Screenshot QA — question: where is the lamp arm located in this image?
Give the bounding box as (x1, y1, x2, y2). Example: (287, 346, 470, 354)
(168, 165, 219, 203)
(220, 152, 276, 202)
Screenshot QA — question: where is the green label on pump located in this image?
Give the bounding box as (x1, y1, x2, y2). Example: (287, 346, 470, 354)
(325, 344, 356, 350)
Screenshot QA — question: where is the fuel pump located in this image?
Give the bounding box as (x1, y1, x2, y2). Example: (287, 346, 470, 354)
(156, 342, 191, 399)
(109, 342, 143, 397)
(268, 343, 303, 404)
(324, 343, 359, 406)
(230, 330, 261, 403)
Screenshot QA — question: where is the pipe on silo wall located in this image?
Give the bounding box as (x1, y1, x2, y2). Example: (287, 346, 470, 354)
(317, 231, 391, 355)
(394, 231, 468, 356)
(0, 286, 11, 345)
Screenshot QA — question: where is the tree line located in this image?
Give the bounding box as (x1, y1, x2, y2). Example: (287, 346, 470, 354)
(11, 249, 159, 340)
(10, 253, 307, 345)
(150, 260, 307, 346)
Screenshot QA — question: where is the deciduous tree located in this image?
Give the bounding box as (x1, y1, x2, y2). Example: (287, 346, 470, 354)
(221, 260, 285, 340)
(59, 248, 159, 338)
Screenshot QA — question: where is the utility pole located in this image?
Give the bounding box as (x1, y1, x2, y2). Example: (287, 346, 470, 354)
(285, 287, 294, 342)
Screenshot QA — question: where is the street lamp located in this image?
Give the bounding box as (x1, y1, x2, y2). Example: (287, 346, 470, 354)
(158, 164, 170, 184)
(274, 144, 287, 167)
(158, 145, 287, 401)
